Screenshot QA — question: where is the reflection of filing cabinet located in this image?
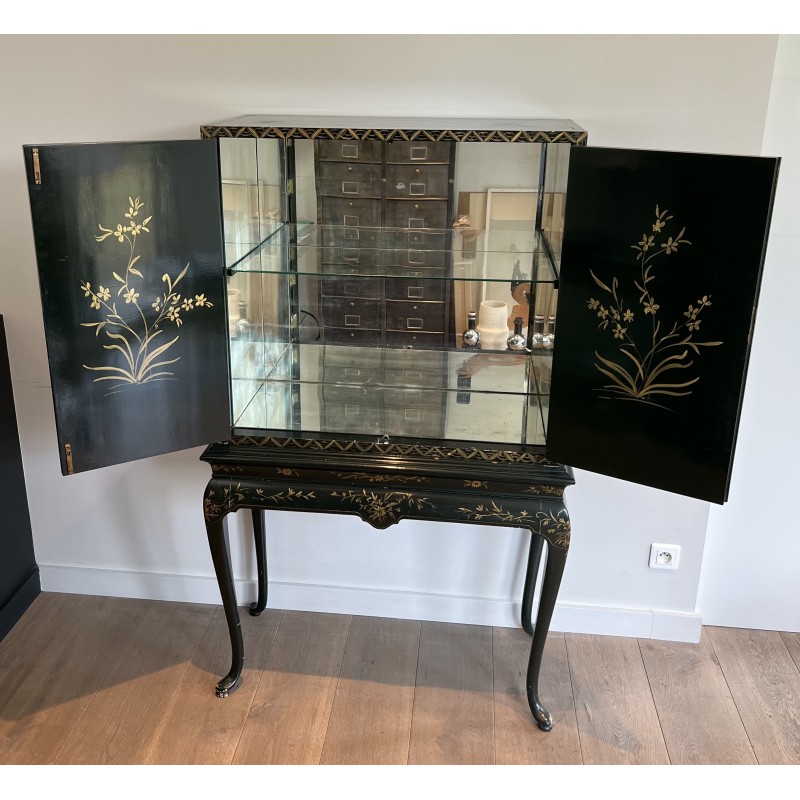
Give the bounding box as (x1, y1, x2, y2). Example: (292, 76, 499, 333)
(320, 347, 448, 439)
(315, 139, 455, 347)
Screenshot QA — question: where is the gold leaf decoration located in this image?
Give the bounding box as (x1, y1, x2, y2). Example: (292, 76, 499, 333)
(82, 196, 214, 390)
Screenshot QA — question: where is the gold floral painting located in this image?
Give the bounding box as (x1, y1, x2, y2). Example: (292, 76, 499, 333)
(79, 196, 213, 391)
(586, 205, 722, 409)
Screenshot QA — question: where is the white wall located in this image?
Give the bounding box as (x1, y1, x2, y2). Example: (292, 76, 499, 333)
(0, 35, 779, 642)
(697, 35, 800, 632)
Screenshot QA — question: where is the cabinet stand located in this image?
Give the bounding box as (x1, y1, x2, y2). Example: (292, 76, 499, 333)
(201, 436, 573, 732)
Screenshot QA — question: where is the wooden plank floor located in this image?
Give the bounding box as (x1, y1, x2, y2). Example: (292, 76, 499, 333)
(0, 593, 798, 765)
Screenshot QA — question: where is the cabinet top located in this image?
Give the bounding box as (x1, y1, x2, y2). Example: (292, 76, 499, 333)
(201, 115, 587, 144)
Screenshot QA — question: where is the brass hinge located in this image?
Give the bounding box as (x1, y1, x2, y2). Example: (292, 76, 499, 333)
(32, 148, 42, 185)
(64, 443, 74, 475)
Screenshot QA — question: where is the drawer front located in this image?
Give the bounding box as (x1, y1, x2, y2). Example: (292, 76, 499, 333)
(321, 296, 382, 330)
(384, 367, 445, 389)
(319, 162, 383, 199)
(385, 229, 450, 250)
(323, 403, 383, 433)
(386, 165, 450, 199)
(317, 139, 382, 163)
(321, 197, 382, 229)
(385, 200, 448, 230)
(321, 346, 383, 369)
(385, 300, 445, 333)
(321, 383, 373, 403)
(324, 365, 384, 385)
(383, 246, 446, 269)
(321, 276, 382, 299)
(386, 141, 452, 164)
(383, 387, 441, 407)
(384, 330, 445, 349)
(320, 246, 382, 268)
(321, 226, 382, 248)
(385, 277, 447, 302)
(384, 349, 446, 370)
(384, 407, 444, 438)
(323, 327, 383, 346)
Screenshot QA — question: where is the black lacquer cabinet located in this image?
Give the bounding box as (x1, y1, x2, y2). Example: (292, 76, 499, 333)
(21, 116, 779, 730)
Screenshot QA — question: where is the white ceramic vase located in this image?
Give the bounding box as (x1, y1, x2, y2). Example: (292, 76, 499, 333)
(476, 300, 509, 350)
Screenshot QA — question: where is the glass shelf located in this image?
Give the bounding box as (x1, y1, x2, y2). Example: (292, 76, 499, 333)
(229, 341, 551, 446)
(225, 222, 559, 284)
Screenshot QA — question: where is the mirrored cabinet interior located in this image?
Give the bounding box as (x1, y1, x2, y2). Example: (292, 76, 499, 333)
(216, 118, 580, 452)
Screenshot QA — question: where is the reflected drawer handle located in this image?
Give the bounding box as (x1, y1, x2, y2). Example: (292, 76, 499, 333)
(342, 181, 360, 195)
(408, 249, 425, 265)
(407, 271, 423, 277)
(408, 287, 424, 299)
(406, 370, 422, 380)
(345, 315, 361, 326)
(343, 249, 360, 263)
(408, 217, 425, 228)
(410, 146, 428, 160)
(404, 408, 421, 421)
(344, 403, 360, 416)
(409, 183, 426, 196)
(341, 144, 359, 159)
(345, 367, 361, 376)
(407, 318, 423, 329)
(343, 214, 359, 226)
(344, 283, 359, 295)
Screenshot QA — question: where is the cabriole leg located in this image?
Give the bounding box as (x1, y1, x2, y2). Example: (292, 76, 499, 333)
(250, 508, 268, 616)
(521, 533, 545, 636)
(526, 539, 567, 732)
(206, 515, 244, 698)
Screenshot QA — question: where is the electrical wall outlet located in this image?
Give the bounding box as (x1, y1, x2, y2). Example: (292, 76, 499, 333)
(649, 543, 680, 570)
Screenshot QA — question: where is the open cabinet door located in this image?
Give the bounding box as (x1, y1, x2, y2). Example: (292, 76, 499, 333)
(24, 140, 231, 475)
(547, 147, 779, 504)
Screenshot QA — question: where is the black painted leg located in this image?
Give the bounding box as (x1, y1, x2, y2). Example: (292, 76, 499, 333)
(526, 541, 567, 732)
(206, 516, 244, 698)
(521, 533, 545, 636)
(250, 509, 268, 616)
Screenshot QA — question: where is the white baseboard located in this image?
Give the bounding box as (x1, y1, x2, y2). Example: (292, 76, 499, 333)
(39, 564, 702, 643)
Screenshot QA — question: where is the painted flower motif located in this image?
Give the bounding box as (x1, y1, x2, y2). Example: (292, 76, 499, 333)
(194, 293, 212, 307)
(661, 237, 678, 254)
(114, 224, 126, 243)
(643, 299, 660, 315)
(123, 287, 139, 304)
(182, 297, 194, 311)
(97, 285, 110, 301)
(687, 319, 702, 332)
(171, 294, 181, 306)
(167, 306, 182, 326)
(82, 281, 92, 297)
(611, 308, 621, 321)
(152, 299, 161, 311)
(587, 298, 600, 310)
(597, 306, 609, 320)
(684, 304, 699, 320)
(90, 296, 101, 310)
(613, 323, 627, 340)
(127, 221, 142, 236)
(623, 309, 634, 323)
(653, 218, 665, 233)
(697, 295, 711, 306)
(638, 234, 655, 251)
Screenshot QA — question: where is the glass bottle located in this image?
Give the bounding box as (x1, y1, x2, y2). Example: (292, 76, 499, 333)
(531, 315, 546, 349)
(462, 311, 480, 348)
(507, 316, 527, 351)
(543, 315, 557, 349)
